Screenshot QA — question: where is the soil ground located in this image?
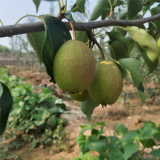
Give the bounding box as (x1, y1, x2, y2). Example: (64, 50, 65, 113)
(1, 66, 160, 160)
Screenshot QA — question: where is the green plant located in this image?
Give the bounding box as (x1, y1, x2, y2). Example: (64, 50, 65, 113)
(0, 67, 68, 153)
(51, 125, 70, 154)
(73, 121, 160, 160)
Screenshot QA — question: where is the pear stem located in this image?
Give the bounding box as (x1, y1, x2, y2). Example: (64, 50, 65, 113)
(69, 20, 77, 40)
(95, 40, 105, 60)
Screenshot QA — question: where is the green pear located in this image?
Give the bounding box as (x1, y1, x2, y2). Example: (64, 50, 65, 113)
(88, 60, 123, 105)
(70, 89, 90, 101)
(53, 40, 95, 92)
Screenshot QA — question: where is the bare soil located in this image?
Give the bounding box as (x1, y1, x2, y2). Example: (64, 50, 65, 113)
(1, 66, 160, 160)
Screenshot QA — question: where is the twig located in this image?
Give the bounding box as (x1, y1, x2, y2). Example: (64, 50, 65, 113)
(86, 31, 105, 60)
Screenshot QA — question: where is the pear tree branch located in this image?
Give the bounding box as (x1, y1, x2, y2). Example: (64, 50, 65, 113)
(0, 13, 160, 38)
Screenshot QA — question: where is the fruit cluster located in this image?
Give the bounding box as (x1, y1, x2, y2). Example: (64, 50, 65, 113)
(53, 40, 123, 106)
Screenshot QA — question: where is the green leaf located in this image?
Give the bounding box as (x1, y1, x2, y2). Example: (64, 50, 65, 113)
(116, 123, 128, 136)
(41, 15, 71, 82)
(27, 31, 45, 63)
(90, 0, 123, 21)
(110, 41, 129, 61)
(123, 142, 139, 160)
(99, 136, 109, 143)
(46, 115, 57, 128)
(109, 136, 119, 145)
(101, 7, 110, 20)
(126, 0, 142, 20)
(140, 138, 156, 148)
(150, 149, 160, 158)
(71, 0, 86, 13)
(142, 2, 154, 13)
(88, 135, 99, 142)
(150, 7, 160, 34)
(126, 26, 159, 74)
(79, 124, 93, 134)
(76, 134, 87, 144)
(77, 152, 99, 160)
(50, 107, 64, 114)
(88, 141, 108, 153)
(79, 142, 90, 155)
(76, 31, 88, 43)
(118, 58, 147, 104)
(139, 127, 157, 140)
(91, 129, 103, 137)
(154, 128, 160, 142)
(34, 120, 44, 126)
(81, 98, 99, 121)
(142, 121, 156, 128)
(64, 11, 75, 22)
(0, 83, 3, 97)
(32, 0, 41, 13)
(108, 146, 124, 160)
(144, 0, 160, 4)
(107, 31, 130, 52)
(120, 130, 139, 142)
(0, 82, 13, 136)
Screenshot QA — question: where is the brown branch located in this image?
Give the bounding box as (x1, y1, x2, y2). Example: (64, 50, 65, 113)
(94, 39, 105, 60)
(1, 13, 160, 37)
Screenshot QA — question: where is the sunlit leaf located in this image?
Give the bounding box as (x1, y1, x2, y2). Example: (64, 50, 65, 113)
(123, 142, 139, 160)
(71, 0, 86, 13)
(126, 26, 159, 74)
(27, 31, 45, 63)
(140, 127, 157, 140)
(33, 0, 41, 13)
(90, 0, 123, 21)
(116, 123, 128, 136)
(0, 82, 13, 136)
(118, 58, 147, 104)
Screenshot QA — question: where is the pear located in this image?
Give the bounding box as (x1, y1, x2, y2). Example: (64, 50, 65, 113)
(53, 40, 95, 92)
(70, 90, 90, 101)
(88, 60, 123, 105)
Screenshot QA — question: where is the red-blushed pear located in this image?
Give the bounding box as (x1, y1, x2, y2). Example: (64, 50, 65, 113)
(88, 60, 123, 106)
(53, 40, 95, 93)
(70, 89, 90, 101)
